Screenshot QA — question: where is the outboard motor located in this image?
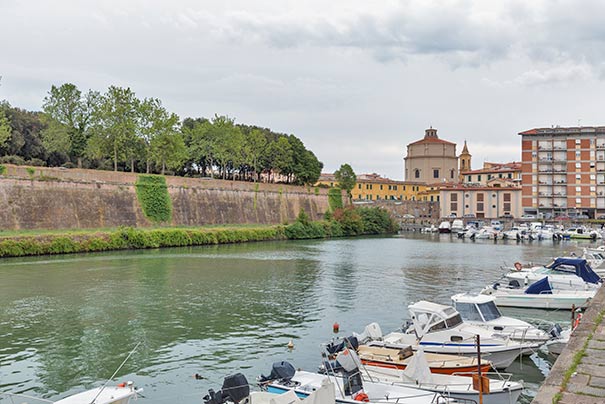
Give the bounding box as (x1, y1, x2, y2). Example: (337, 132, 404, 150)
(258, 361, 296, 383)
(549, 324, 563, 339)
(325, 336, 359, 355)
(204, 373, 250, 404)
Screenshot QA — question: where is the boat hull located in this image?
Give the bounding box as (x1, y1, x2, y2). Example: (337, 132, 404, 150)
(488, 293, 594, 310)
(359, 358, 491, 375)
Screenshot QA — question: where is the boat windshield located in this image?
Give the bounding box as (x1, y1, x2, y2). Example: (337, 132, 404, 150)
(477, 301, 502, 321)
(454, 302, 483, 322)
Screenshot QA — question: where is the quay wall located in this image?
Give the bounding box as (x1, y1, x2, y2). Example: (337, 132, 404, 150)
(0, 165, 335, 230)
(532, 286, 605, 403)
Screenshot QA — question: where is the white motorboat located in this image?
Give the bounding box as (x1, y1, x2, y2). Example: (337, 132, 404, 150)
(438, 221, 452, 233)
(205, 373, 335, 404)
(582, 247, 605, 273)
(562, 226, 602, 240)
(260, 360, 456, 404)
(451, 219, 464, 233)
(503, 257, 602, 291)
(451, 293, 550, 344)
(361, 302, 537, 369)
(1, 382, 141, 404)
(481, 276, 596, 310)
(356, 348, 524, 404)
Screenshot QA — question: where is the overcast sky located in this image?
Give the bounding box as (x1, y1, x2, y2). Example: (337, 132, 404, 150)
(1, 0, 605, 180)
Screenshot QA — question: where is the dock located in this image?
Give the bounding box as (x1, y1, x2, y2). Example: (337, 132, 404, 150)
(532, 286, 605, 404)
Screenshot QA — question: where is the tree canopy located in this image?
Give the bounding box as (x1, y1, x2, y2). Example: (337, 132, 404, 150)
(334, 163, 357, 198)
(0, 83, 323, 185)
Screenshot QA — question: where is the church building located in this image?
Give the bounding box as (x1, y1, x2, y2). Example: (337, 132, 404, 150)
(404, 127, 459, 184)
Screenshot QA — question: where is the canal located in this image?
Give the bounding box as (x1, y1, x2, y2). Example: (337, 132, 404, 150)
(0, 234, 595, 403)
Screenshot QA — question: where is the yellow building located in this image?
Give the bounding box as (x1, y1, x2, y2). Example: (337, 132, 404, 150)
(316, 173, 426, 201)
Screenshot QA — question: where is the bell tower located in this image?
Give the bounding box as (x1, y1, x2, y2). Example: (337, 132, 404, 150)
(458, 140, 471, 182)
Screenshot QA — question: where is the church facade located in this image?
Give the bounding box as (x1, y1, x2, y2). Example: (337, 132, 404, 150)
(404, 128, 460, 184)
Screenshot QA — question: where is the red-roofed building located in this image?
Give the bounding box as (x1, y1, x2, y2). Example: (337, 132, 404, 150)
(519, 126, 605, 218)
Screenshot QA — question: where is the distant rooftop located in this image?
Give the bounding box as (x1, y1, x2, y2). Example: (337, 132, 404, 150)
(519, 126, 605, 136)
(407, 127, 456, 146)
(461, 161, 521, 175)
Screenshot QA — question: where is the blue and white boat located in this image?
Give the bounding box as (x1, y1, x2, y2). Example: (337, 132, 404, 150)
(504, 257, 602, 291)
(481, 276, 596, 310)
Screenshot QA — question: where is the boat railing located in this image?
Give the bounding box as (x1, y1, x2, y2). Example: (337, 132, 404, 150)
(450, 371, 514, 390)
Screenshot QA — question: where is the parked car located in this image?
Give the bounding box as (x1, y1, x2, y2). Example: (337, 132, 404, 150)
(402, 213, 415, 219)
(555, 215, 570, 220)
(445, 213, 457, 218)
(598, 214, 605, 220)
(499, 213, 514, 219)
(462, 213, 476, 218)
(521, 214, 536, 219)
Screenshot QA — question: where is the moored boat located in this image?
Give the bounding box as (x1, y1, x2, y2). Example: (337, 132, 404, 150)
(451, 293, 550, 344)
(481, 276, 596, 310)
(1, 382, 141, 404)
(260, 361, 456, 404)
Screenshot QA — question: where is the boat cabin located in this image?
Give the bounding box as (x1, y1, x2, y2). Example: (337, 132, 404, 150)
(408, 301, 463, 338)
(451, 294, 502, 323)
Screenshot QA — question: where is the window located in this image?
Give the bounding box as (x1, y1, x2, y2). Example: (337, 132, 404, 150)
(477, 193, 484, 202)
(467, 175, 472, 182)
(504, 202, 511, 211)
(430, 196, 434, 201)
(454, 303, 483, 322)
(478, 175, 482, 181)
(477, 302, 502, 321)
(451, 203, 457, 211)
(508, 173, 512, 179)
(450, 169, 454, 179)
(433, 169, 440, 179)
(477, 203, 484, 211)
(415, 169, 420, 179)
(487, 174, 492, 180)
(451, 194, 458, 202)
(576, 139, 581, 145)
(576, 186, 581, 192)
(504, 193, 511, 202)
(576, 163, 581, 169)
(403, 186, 406, 191)
(393, 185, 398, 191)
(380, 184, 383, 190)
(576, 197, 581, 204)
(358, 184, 361, 189)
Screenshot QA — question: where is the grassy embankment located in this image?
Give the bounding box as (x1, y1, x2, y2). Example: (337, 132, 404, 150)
(0, 206, 397, 258)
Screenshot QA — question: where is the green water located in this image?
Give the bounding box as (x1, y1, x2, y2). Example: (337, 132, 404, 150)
(0, 235, 593, 403)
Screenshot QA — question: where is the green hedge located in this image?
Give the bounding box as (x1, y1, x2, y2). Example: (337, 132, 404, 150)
(0, 207, 396, 258)
(135, 175, 172, 223)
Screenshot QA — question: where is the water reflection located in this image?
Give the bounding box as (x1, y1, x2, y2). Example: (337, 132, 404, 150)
(0, 235, 591, 403)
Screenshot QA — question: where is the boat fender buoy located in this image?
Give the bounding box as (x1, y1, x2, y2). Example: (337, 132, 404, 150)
(333, 322, 340, 333)
(574, 313, 583, 329)
(287, 339, 294, 349)
(353, 392, 369, 402)
(514, 262, 523, 271)
(117, 382, 126, 388)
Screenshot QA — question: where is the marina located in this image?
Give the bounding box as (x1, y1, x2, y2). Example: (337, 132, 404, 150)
(0, 234, 602, 403)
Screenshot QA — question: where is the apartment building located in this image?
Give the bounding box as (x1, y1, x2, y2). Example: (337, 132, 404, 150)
(519, 126, 605, 218)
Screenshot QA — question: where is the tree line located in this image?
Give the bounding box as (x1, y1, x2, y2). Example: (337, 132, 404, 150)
(0, 83, 323, 185)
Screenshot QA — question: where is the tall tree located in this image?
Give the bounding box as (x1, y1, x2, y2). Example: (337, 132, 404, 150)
(0, 108, 11, 149)
(88, 86, 139, 171)
(42, 83, 97, 167)
(244, 128, 267, 182)
(334, 163, 356, 199)
(183, 118, 216, 177)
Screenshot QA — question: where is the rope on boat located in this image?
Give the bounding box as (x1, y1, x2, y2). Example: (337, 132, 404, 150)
(89, 341, 142, 404)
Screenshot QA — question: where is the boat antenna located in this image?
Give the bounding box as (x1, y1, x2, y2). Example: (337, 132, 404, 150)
(89, 341, 142, 404)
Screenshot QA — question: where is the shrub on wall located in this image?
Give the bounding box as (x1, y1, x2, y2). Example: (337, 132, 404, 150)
(135, 174, 173, 223)
(0, 165, 5, 175)
(328, 188, 343, 211)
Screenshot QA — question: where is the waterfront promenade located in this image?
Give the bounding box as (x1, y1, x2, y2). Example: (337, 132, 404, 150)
(533, 286, 605, 403)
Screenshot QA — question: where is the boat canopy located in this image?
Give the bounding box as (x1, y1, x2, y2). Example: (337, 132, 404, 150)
(525, 277, 552, 295)
(546, 257, 602, 284)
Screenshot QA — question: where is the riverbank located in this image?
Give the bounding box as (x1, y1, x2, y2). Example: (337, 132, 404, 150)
(0, 206, 397, 257)
(532, 286, 605, 403)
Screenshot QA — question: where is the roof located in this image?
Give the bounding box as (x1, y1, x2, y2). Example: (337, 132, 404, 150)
(408, 137, 456, 146)
(461, 162, 521, 175)
(460, 140, 471, 155)
(408, 300, 457, 318)
(439, 185, 521, 191)
(519, 126, 605, 136)
(317, 173, 336, 181)
(451, 293, 495, 304)
(356, 173, 414, 185)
